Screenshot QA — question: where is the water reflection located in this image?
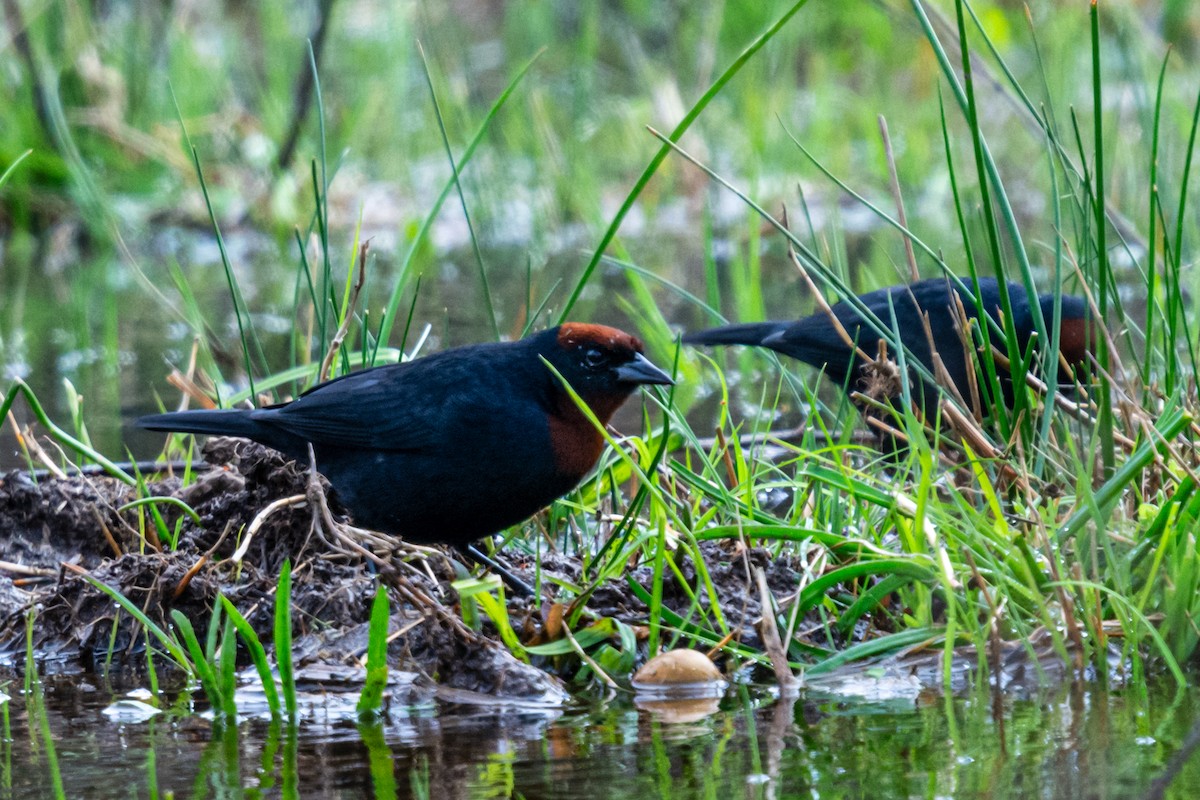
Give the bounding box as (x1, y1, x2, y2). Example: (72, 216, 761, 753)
(1, 672, 1197, 799)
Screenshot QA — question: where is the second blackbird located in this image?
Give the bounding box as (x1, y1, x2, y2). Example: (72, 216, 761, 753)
(139, 323, 673, 547)
(684, 276, 1093, 416)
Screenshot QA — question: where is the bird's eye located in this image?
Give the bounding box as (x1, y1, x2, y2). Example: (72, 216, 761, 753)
(583, 347, 607, 368)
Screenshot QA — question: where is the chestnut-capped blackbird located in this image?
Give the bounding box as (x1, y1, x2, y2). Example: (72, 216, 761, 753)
(139, 323, 673, 547)
(684, 276, 1092, 416)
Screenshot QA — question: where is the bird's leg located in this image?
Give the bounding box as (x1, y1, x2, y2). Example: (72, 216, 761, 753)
(301, 446, 450, 592)
(303, 445, 392, 568)
(457, 543, 536, 599)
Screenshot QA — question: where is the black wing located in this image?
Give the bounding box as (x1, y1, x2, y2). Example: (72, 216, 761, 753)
(254, 351, 496, 452)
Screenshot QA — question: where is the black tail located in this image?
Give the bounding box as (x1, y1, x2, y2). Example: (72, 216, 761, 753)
(682, 322, 789, 348)
(137, 409, 264, 439)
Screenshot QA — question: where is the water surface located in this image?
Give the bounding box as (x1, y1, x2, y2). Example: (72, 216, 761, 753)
(3, 672, 1196, 798)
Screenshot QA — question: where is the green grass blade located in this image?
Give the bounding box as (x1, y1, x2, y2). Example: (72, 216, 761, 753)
(275, 559, 297, 721)
(356, 585, 390, 719)
(219, 596, 282, 720)
(216, 618, 238, 720)
(558, 0, 812, 320)
(170, 610, 223, 716)
(375, 49, 543, 350)
(417, 43, 498, 341)
(81, 575, 189, 668)
(0, 381, 134, 483)
(0, 150, 33, 189)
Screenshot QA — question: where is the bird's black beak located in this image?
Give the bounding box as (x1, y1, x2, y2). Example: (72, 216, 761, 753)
(615, 352, 674, 386)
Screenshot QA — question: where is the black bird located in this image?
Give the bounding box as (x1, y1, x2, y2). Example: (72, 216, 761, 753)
(684, 276, 1093, 417)
(140, 324, 673, 550)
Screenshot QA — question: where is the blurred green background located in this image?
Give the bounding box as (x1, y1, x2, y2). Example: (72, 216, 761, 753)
(2, 0, 1199, 465)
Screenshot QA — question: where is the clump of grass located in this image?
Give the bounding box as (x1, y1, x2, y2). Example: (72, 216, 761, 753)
(219, 596, 282, 719)
(69, 557, 324, 730)
(0, 380, 135, 482)
(633, 0, 1200, 687)
(426, 0, 1200, 694)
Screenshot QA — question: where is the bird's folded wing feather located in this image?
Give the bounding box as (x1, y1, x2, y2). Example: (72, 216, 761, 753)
(776, 313, 872, 362)
(257, 365, 454, 451)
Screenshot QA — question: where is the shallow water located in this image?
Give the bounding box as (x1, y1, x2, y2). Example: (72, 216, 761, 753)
(3, 671, 1198, 799)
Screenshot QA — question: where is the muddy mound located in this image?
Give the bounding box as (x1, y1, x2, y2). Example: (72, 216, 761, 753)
(0, 468, 153, 569)
(0, 440, 561, 700)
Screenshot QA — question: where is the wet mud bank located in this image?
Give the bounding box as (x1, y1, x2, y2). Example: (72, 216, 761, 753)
(0, 439, 818, 702)
(0, 440, 550, 698)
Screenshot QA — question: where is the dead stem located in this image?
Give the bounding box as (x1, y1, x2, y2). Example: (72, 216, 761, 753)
(949, 293, 984, 421)
(562, 615, 618, 689)
(164, 337, 215, 411)
(233, 494, 310, 564)
(318, 240, 370, 383)
(714, 426, 738, 487)
(877, 114, 920, 283)
(0, 560, 57, 578)
(991, 344, 1138, 452)
(175, 519, 236, 599)
(298, 445, 441, 585)
(386, 575, 481, 645)
(756, 566, 800, 694)
(6, 409, 66, 478)
(90, 506, 124, 559)
(785, 241, 874, 364)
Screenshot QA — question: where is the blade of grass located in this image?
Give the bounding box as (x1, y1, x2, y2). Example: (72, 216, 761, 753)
(1088, 0, 1115, 477)
(1060, 405, 1192, 541)
(0, 149, 32, 189)
(170, 82, 267, 399)
(1, 381, 134, 483)
(558, 0, 812, 320)
(170, 610, 223, 715)
(375, 49, 544, 351)
(219, 596, 282, 720)
(216, 618, 238, 720)
(417, 41, 498, 341)
(275, 559, 297, 721)
(357, 585, 390, 719)
(308, 39, 333, 359)
(81, 575, 189, 667)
